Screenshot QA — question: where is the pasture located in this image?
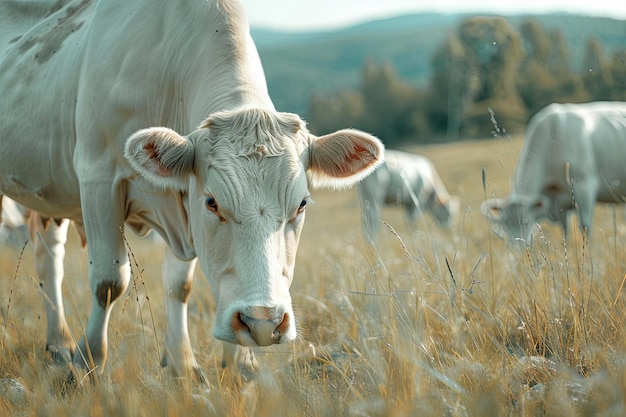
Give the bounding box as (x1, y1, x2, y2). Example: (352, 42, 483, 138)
(2, 134, 626, 416)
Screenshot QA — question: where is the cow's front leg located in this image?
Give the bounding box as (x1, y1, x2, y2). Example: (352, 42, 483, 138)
(406, 204, 423, 225)
(160, 248, 206, 383)
(572, 183, 597, 241)
(359, 197, 382, 244)
(71, 183, 130, 380)
(31, 213, 75, 363)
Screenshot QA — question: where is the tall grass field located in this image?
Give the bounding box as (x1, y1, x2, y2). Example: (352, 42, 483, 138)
(2, 134, 626, 416)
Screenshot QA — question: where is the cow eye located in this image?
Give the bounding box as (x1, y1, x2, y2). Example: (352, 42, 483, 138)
(205, 196, 218, 212)
(297, 199, 307, 214)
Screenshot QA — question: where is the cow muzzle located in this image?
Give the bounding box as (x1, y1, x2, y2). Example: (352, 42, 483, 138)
(231, 306, 291, 346)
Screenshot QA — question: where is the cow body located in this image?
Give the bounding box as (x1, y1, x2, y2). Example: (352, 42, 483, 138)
(0, 0, 384, 380)
(358, 149, 459, 242)
(481, 101, 626, 243)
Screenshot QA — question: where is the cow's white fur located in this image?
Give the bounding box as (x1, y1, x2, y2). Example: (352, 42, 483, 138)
(0, 196, 28, 246)
(481, 101, 626, 243)
(0, 0, 384, 381)
(358, 149, 459, 243)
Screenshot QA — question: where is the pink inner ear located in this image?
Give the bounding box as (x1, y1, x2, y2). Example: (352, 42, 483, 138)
(347, 144, 368, 161)
(333, 143, 376, 177)
(144, 141, 158, 159)
(144, 141, 172, 177)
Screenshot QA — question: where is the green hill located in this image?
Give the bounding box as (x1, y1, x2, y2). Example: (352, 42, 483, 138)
(251, 13, 626, 116)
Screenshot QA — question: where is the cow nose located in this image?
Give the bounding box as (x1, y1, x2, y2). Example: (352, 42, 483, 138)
(232, 307, 290, 346)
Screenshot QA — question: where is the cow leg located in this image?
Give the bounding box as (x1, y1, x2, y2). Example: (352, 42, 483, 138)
(71, 183, 130, 379)
(31, 214, 75, 363)
(160, 248, 206, 383)
(406, 204, 423, 225)
(359, 194, 382, 245)
(557, 212, 570, 238)
(568, 179, 598, 241)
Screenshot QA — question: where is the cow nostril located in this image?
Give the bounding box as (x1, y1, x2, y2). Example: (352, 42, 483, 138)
(232, 309, 291, 345)
(272, 312, 289, 341)
(232, 312, 250, 333)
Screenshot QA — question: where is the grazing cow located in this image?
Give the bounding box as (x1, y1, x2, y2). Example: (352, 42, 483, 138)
(481, 101, 626, 244)
(0, 0, 384, 382)
(358, 149, 459, 242)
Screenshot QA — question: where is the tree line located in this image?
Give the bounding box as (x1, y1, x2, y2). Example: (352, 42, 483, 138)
(307, 17, 626, 147)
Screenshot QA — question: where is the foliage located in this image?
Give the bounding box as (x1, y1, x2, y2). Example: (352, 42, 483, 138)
(516, 21, 591, 116)
(308, 62, 432, 148)
(253, 14, 625, 145)
(610, 51, 626, 101)
(303, 15, 625, 144)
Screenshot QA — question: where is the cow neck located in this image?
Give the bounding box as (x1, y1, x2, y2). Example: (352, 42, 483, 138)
(160, 0, 275, 127)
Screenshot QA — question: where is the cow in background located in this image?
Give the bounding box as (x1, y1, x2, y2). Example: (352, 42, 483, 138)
(481, 101, 626, 244)
(358, 149, 459, 243)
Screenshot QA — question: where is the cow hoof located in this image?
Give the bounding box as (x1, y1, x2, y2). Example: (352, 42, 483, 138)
(46, 344, 73, 365)
(161, 355, 208, 385)
(59, 371, 77, 398)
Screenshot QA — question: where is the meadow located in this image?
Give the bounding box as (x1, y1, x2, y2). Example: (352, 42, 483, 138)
(2, 134, 626, 416)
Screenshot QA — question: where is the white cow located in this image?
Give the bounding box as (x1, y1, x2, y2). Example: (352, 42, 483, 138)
(0, 0, 384, 382)
(358, 149, 459, 243)
(481, 101, 626, 243)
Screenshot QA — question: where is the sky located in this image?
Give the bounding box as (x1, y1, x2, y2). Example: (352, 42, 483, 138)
(239, 0, 626, 31)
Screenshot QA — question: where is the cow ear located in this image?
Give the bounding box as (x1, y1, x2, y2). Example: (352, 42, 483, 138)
(124, 127, 195, 190)
(306, 129, 384, 189)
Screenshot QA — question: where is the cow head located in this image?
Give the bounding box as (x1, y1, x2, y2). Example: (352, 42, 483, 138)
(429, 194, 460, 229)
(124, 107, 384, 346)
(480, 195, 549, 244)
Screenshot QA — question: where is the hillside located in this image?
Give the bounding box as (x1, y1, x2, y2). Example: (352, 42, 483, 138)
(251, 13, 626, 115)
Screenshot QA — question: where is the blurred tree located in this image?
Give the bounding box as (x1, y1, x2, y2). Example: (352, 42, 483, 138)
(517, 22, 589, 115)
(547, 30, 571, 76)
(307, 61, 430, 146)
(429, 34, 468, 139)
(307, 91, 364, 135)
(582, 37, 614, 100)
(544, 30, 589, 105)
(306, 15, 620, 144)
(609, 50, 626, 100)
(455, 16, 527, 137)
(520, 20, 550, 67)
(458, 17, 524, 101)
(517, 20, 553, 115)
(359, 60, 421, 143)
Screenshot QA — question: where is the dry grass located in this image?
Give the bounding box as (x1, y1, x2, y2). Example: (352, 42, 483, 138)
(2, 135, 626, 416)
